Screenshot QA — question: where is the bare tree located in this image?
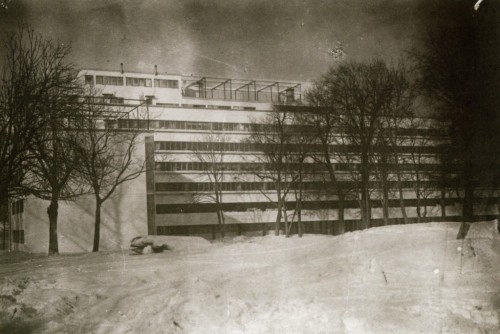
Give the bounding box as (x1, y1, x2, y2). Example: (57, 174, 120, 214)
(411, 0, 500, 236)
(278, 114, 316, 238)
(306, 60, 415, 228)
(406, 118, 443, 223)
(373, 135, 393, 226)
(27, 101, 83, 255)
(375, 87, 416, 225)
(1, 26, 84, 255)
(247, 108, 298, 236)
(294, 103, 351, 235)
(192, 133, 228, 238)
(289, 130, 311, 238)
(77, 92, 145, 252)
(0, 26, 66, 202)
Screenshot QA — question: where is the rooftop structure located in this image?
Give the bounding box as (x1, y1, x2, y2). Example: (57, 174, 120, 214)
(80, 69, 303, 107)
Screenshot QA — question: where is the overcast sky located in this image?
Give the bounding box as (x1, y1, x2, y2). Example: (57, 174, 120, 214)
(0, 0, 447, 82)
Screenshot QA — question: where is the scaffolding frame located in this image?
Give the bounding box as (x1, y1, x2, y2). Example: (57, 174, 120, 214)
(182, 76, 301, 104)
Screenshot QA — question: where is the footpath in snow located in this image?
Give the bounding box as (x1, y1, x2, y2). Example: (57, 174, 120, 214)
(0, 221, 499, 333)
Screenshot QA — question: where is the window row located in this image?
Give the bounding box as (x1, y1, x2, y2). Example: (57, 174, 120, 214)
(155, 180, 447, 193)
(88, 75, 179, 89)
(155, 161, 443, 172)
(113, 118, 447, 138)
(96, 75, 123, 86)
(102, 94, 124, 104)
(156, 161, 324, 172)
(126, 77, 152, 87)
(155, 197, 460, 214)
(154, 120, 268, 132)
(155, 141, 263, 152)
(155, 141, 443, 155)
(154, 79, 179, 88)
(156, 181, 325, 192)
(107, 119, 150, 129)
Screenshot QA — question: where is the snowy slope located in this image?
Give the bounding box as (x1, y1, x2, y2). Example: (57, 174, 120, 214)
(0, 221, 499, 333)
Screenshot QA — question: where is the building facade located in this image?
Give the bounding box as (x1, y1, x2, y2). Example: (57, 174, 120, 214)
(2, 68, 497, 252)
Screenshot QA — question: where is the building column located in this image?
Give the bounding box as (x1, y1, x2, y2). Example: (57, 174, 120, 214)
(145, 135, 156, 235)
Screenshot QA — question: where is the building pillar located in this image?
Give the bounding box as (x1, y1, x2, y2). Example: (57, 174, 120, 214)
(145, 136, 156, 235)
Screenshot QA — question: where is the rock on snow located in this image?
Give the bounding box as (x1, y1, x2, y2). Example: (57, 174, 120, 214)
(131, 235, 212, 254)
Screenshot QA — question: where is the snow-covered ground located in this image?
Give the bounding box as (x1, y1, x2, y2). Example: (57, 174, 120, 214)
(0, 221, 499, 334)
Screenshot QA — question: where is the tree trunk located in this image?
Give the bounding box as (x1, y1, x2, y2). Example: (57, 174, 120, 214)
(416, 193, 422, 224)
(297, 205, 302, 237)
(220, 209, 225, 238)
(297, 188, 302, 238)
(336, 194, 346, 235)
(92, 198, 102, 252)
(47, 195, 59, 255)
(322, 147, 347, 235)
(463, 183, 474, 222)
(496, 204, 500, 234)
(360, 161, 371, 228)
(415, 174, 422, 224)
(458, 181, 474, 239)
(216, 210, 225, 238)
(397, 171, 408, 224)
(1, 191, 8, 250)
(396, 167, 408, 224)
(275, 188, 282, 236)
(441, 189, 447, 217)
(284, 202, 290, 238)
(2, 212, 6, 250)
(382, 185, 390, 226)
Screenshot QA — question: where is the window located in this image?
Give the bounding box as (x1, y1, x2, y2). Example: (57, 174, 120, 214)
(96, 76, 124, 86)
(85, 75, 94, 85)
(126, 77, 152, 87)
(102, 94, 114, 103)
(154, 79, 179, 89)
(11, 200, 24, 215)
(105, 120, 118, 129)
(156, 102, 180, 107)
(100, 94, 124, 104)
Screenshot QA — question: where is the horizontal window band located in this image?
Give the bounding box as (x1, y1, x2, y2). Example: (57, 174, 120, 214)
(154, 180, 486, 192)
(154, 141, 445, 154)
(115, 118, 448, 137)
(155, 161, 446, 172)
(155, 197, 469, 214)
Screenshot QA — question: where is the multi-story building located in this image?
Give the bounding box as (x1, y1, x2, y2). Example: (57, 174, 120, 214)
(2, 67, 495, 253)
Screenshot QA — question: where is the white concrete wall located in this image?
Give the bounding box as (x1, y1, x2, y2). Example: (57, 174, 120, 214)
(23, 134, 149, 254)
(24, 174, 147, 253)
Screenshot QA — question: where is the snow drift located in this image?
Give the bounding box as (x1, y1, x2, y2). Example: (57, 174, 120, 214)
(0, 221, 499, 333)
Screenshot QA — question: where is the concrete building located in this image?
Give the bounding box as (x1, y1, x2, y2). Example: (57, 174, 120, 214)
(2, 68, 495, 253)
